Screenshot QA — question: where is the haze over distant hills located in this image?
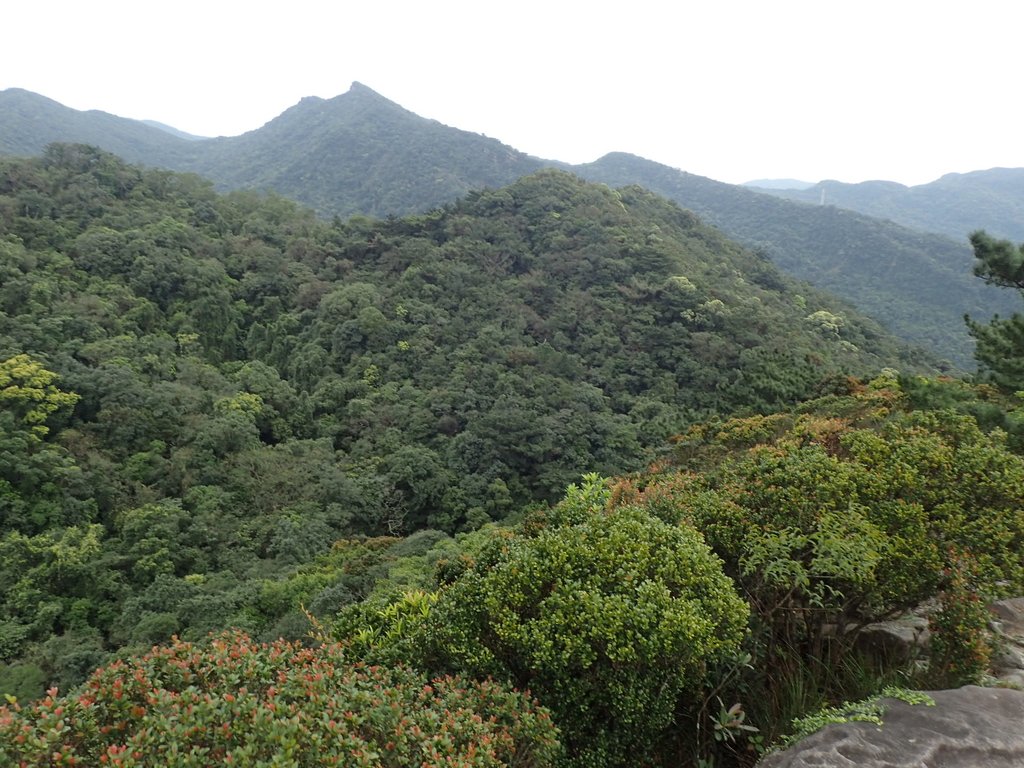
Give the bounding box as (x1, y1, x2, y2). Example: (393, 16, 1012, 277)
(749, 170, 1024, 242)
(0, 83, 544, 219)
(140, 120, 209, 141)
(742, 178, 814, 190)
(1, 82, 1018, 367)
(573, 152, 1015, 369)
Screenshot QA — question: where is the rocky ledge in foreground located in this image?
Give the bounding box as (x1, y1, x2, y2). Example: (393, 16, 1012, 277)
(759, 686, 1024, 768)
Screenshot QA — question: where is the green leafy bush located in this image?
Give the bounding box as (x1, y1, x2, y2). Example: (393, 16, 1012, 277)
(411, 500, 748, 768)
(613, 378, 1024, 749)
(647, 380, 1024, 664)
(0, 631, 560, 767)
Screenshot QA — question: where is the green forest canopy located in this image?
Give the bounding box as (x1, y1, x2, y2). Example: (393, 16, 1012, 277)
(5, 145, 1019, 767)
(2, 86, 1007, 368)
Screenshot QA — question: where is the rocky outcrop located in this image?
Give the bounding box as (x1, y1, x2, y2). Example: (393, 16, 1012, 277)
(758, 686, 1024, 767)
(854, 613, 931, 664)
(990, 597, 1024, 687)
(852, 596, 1024, 685)
(761, 600, 1024, 766)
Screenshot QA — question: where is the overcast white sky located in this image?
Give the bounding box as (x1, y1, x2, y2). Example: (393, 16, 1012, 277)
(3, 0, 1021, 186)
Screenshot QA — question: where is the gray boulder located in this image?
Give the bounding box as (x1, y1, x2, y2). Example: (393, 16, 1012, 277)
(758, 686, 1024, 767)
(854, 614, 931, 663)
(990, 598, 1024, 687)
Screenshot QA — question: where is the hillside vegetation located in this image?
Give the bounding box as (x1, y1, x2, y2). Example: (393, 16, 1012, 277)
(0, 145, 932, 700)
(2, 145, 1023, 767)
(577, 153, 1017, 367)
(7, 369, 1024, 767)
(1, 86, 1015, 366)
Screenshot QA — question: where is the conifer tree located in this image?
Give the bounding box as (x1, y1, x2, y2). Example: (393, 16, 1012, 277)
(966, 230, 1024, 389)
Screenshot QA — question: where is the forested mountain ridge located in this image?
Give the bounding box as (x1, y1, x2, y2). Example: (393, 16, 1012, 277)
(0, 87, 193, 165)
(751, 167, 1024, 242)
(0, 146, 933, 695)
(186, 82, 545, 218)
(0, 85, 1005, 368)
(0, 83, 544, 218)
(576, 152, 1018, 368)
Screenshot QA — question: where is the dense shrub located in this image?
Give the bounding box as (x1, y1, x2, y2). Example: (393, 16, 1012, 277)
(407, 492, 748, 768)
(613, 377, 1024, 748)
(0, 631, 560, 767)
(632, 379, 1024, 663)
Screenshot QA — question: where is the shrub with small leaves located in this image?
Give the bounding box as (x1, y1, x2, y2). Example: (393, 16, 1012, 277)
(649, 383, 1024, 670)
(0, 631, 560, 767)
(418, 501, 748, 768)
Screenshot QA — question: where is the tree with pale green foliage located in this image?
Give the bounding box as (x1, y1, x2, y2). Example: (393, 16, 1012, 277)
(0, 354, 79, 441)
(0, 355, 93, 534)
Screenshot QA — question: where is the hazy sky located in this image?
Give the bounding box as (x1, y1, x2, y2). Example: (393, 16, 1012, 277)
(3, 0, 1021, 186)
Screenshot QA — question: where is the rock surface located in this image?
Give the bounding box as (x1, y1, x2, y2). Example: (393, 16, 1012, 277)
(990, 597, 1024, 687)
(758, 686, 1024, 768)
(855, 614, 931, 663)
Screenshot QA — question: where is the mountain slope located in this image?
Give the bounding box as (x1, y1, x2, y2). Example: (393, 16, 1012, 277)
(140, 120, 209, 141)
(0, 147, 932, 529)
(575, 152, 1016, 368)
(180, 83, 544, 218)
(0, 88, 192, 165)
(0, 146, 936, 694)
(751, 168, 1024, 241)
(0, 86, 1007, 366)
(0, 84, 544, 220)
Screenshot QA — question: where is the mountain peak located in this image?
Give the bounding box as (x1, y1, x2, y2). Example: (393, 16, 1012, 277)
(595, 151, 645, 163)
(345, 81, 391, 101)
(282, 84, 393, 116)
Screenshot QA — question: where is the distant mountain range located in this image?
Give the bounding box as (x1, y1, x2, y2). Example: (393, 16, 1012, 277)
(0, 88, 196, 167)
(742, 178, 814, 190)
(139, 120, 208, 141)
(748, 171, 1024, 242)
(1, 83, 1018, 368)
(0, 84, 544, 219)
